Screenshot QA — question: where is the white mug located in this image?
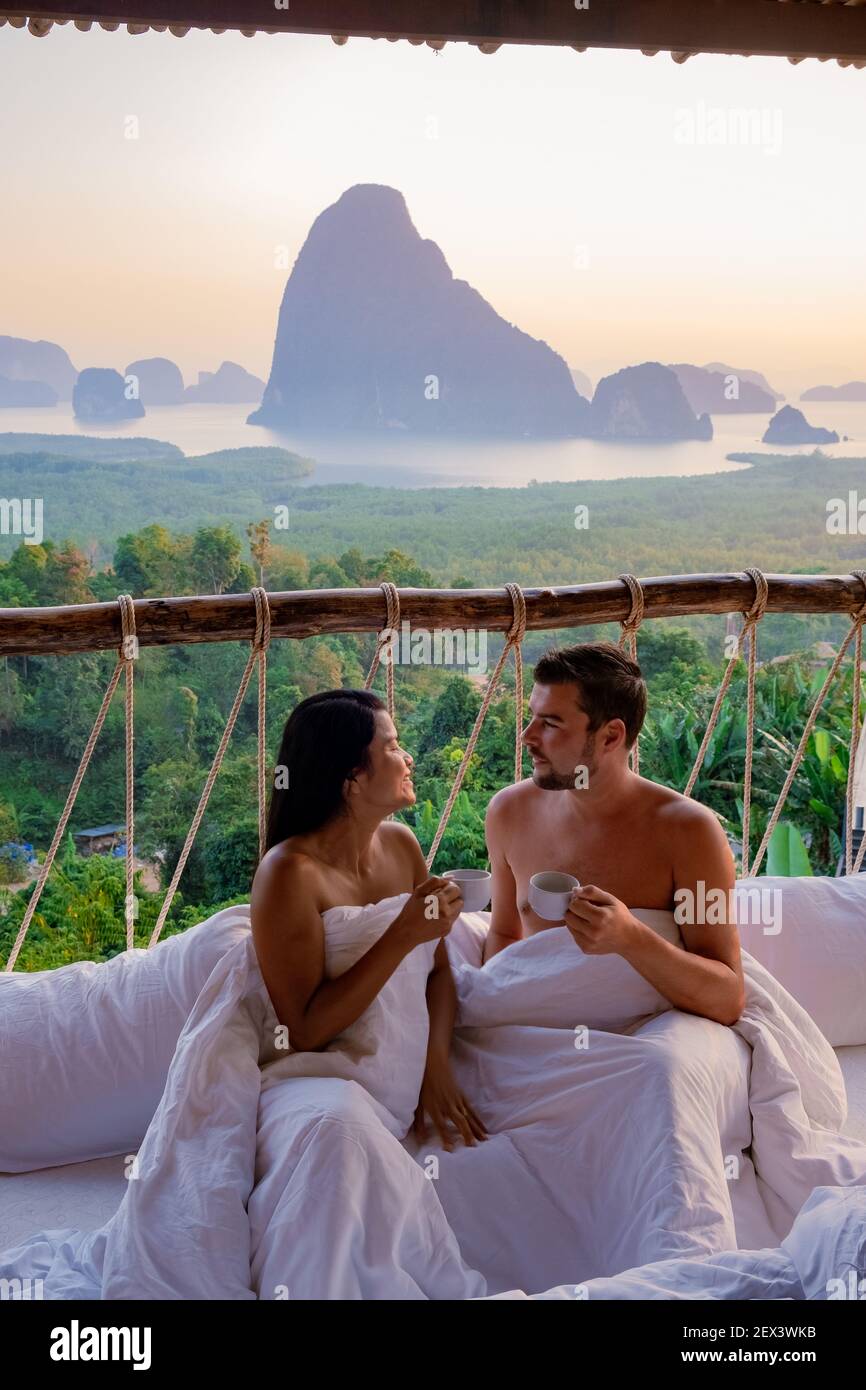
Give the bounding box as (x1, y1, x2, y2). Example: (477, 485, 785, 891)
(529, 871, 580, 922)
(442, 869, 492, 912)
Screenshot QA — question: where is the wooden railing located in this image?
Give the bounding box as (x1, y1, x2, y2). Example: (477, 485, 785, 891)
(1, 572, 865, 657)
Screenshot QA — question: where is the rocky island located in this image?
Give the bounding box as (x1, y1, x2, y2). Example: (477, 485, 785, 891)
(762, 405, 839, 445)
(125, 357, 186, 406)
(585, 363, 712, 441)
(73, 368, 146, 422)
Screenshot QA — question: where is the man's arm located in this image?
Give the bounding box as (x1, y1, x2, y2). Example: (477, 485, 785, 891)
(482, 790, 524, 963)
(564, 804, 746, 1026)
(666, 802, 745, 1023)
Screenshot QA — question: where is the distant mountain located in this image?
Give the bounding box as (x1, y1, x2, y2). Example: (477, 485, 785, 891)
(186, 362, 265, 404)
(0, 375, 58, 407)
(250, 183, 590, 437)
(0, 336, 77, 400)
(73, 368, 145, 422)
(670, 363, 775, 415)
(762, 405, 839, 445)
(569, 367, 593, 400)
(703, 362, 784, 402)
(801, 381, 866, 402)
(585, 363, 712, 441)
(125, 357, 185, 406)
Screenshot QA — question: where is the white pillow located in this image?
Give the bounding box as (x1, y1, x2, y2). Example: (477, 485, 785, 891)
(733, 876, 866, 1046)
(0, 906, 252, 1173)
(454, 908, 683, 1034)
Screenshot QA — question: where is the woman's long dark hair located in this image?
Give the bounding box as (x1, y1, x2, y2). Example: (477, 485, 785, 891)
(265, 689, 386, 851)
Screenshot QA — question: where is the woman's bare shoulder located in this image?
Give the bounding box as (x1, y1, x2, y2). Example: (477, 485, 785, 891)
(378, 819, 428, 880)
(378, 819, 419, 848)
(252, 842, 328, 912)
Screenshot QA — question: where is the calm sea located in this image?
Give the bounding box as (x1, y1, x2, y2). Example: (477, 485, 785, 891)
(2, 400, 864, 488)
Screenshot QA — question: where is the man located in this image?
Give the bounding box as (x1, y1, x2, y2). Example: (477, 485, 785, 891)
(483, 642, 745, 1026)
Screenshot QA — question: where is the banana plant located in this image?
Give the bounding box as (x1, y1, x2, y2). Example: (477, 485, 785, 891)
(766, 820, 813, 877)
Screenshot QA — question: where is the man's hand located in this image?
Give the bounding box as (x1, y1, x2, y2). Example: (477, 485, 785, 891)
(413, 1057, 488, 1152)
(563, 884, 642, 955)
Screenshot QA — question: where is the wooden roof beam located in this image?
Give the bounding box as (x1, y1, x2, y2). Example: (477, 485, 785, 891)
(3, 1, 866, 62)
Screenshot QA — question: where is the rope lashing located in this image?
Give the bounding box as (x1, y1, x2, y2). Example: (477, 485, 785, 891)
(739, 569, 769, 874)
(148, 587, 271, 949)
(253, 586, 271, 861)
(3, 594, 138, 972)
(683, 569, 767, 797)
(616, 573, 644, 774)
(363, 581, 400, 723)
(846, 570, 866, 875)
(425, 583, 527, 873)
(749, 570, 866, 879)
(683, 570, 769, 877)
(118, 594, 138, 949)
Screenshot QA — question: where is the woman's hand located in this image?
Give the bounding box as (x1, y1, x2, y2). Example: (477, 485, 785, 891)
(390, 876, 464, 951)
(413, 1056, 488, 1152)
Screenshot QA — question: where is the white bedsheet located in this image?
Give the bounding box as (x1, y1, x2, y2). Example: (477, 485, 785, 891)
(1, 898, 865, 1300)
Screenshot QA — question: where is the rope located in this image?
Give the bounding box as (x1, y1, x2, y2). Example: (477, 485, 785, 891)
(117, 594, 138, 949)
(846, 571, 866, 875)
(749, 573, 866, 878)
(425, 584, 526, 872)
(148, 587, 271, 948)
(254, 587, 271, 861)
(739, 569, 769, 873)
(617, 574, 644, 773)
(683, 570, 769, 876)
(363, 581, 400, 722)
(3, 596, 135, 972)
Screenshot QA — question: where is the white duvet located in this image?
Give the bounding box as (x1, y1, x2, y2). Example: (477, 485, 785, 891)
(2, 894, 865, 1300)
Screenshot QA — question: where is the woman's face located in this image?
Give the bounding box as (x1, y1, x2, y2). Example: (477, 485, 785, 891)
(349, 710, 416, 814)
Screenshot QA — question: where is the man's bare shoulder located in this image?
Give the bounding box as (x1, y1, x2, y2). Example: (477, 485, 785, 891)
(645, 779, 730, 849)
(486, 778, 541, 824)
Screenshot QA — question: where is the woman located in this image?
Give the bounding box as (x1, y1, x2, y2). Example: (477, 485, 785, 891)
(247, 688, 488, 1299)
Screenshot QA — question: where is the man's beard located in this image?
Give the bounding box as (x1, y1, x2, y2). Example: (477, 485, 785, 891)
(531, 733, 597, 790)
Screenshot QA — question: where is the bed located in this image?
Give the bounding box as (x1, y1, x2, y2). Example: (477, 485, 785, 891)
(2, 878, 865, 1299)
(2, 1044, 865, 1257)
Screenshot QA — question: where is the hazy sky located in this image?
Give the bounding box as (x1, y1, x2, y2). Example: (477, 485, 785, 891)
(2, 25, 864, 396)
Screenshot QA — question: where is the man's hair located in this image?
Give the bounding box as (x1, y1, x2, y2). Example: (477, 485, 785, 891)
(533, 641, 647, 749)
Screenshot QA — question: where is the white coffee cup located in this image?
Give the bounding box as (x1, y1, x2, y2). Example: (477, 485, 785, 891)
(529, 871, 581, 922)
(442, 869, 492, 912)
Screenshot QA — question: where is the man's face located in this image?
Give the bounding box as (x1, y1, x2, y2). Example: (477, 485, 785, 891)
(522, 682, 600, 790)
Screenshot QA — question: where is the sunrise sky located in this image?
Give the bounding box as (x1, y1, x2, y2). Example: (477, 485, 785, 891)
(2, 25, 864, 397)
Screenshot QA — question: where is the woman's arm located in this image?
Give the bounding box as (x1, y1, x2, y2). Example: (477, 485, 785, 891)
(251, 851, 451, 1052)
(415, 940, 488, 1149)
(388, 822, 488, 1146)
(425, 937, 458, 1067)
